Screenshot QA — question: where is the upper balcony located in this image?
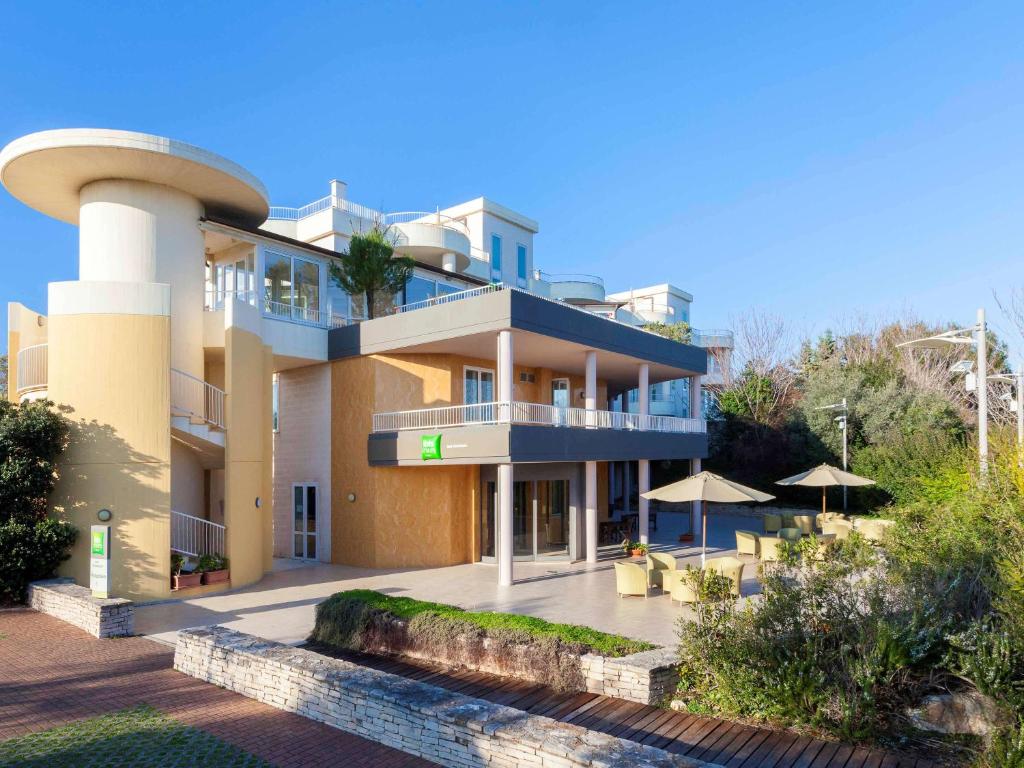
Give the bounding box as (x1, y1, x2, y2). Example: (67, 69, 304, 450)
(15, 343, 48, 400)
(691, 328, 735, 349)
(383, 212, 472, 272)
(540, 272, 606, 304)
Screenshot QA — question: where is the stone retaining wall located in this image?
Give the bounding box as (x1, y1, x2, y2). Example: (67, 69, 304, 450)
(581, 647, 680, 705)
(175, 626, 718, 768)
(28, 578, 133, 638)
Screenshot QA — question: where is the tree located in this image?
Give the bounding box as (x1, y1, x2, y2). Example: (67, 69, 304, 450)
(0, 353, 7, 396)
(642, 320, 692, 344)
(0, 398, 70, 523)
(328, 226, 415, 319)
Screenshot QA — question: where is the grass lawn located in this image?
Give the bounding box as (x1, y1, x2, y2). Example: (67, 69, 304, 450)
(0, 705, 272, 768)
(316, 589, 656, 656)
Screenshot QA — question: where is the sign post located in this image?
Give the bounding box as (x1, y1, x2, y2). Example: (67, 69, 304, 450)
(89, 525, 111, 598)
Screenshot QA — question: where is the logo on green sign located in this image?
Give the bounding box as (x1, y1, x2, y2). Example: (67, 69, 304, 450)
(91, 530, 105, 556)
(421, 434, 442, 461)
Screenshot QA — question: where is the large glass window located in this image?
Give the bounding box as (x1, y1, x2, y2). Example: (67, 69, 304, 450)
(464, 367, 495, 405)
(490, 234, 502, 280)
(264, 250, 322, 323)
(516, 244, 527, 287)
(405, 275, 437, 306)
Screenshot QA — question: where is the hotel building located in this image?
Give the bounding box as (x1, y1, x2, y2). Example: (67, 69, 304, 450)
(2, 129, 730, 601)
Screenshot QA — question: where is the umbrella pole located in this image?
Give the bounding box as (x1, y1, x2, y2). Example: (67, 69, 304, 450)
(701, 500, 707, 567)
(822, 487, 826, 517)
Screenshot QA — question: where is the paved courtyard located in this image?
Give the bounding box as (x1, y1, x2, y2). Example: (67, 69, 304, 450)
(0, 609, 433, 768)
(138, 509, 772, 649)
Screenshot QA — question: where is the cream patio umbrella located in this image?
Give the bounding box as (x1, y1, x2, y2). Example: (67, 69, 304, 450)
(641, 471, 775, 566)
(775, 464, 875, 516)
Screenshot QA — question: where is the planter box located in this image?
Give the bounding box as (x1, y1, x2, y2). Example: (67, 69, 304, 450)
(173, 572, 202, 590)
(201, 569, 229, 585)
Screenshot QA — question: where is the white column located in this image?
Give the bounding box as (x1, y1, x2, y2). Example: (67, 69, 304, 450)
(585, 350, 598, 561)
(497, 463, 514, 586)
(585, 460, 598, 563)
(689, 374, 704, 540)
(638, 364, 650, 545)
(497, 329, 515, 585)
(498, 330, 514, 421)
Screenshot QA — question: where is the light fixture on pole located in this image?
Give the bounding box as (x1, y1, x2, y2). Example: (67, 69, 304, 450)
(816, 398, 849, 509)
(989, 371, 1024, 467)
(897, 308, 988, 475)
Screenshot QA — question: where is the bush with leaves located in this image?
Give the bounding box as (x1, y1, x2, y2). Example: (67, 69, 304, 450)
(0, 399, 75, 603)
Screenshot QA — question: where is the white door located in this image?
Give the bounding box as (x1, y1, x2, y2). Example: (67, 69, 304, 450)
(293, 484, 318, 560)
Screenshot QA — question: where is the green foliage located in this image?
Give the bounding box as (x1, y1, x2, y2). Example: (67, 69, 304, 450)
(642, 320, 692, 344)
(620, 539, 648, 554)
(196, 553, 228, 573)
(327, 226, 414, 319)
(716, 367, 777, 422)
(0, 353, 7, 396)
(170, 552, 184, 576)
(310, 589, 653, 658)
(982, 720, 1024, 768)
(0, 398, 70, 523)
(0, 518, 77, 603)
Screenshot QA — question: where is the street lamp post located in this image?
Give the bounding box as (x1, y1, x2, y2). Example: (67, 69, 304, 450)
(817, 397, 849, 509)
(897, 307, 989, 476)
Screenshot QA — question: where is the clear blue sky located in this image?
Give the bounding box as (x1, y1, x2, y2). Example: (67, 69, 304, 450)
(2, 1, 1023, 356)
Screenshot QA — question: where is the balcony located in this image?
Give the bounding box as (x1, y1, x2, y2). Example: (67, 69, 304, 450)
(204, 290, 353, 330)
(691, 329, 734, 349)
(540, 273, 606, 304)
(372, 401, 705, 435)
(384, 212, 472, 272)
(16, 343, 47, 398)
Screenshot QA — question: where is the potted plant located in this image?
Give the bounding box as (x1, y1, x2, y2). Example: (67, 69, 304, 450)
(678, 532, 694, 543)
(171, 553, 202, 590)
(621, 539, 648, 558)
(198, 553, 230, 585)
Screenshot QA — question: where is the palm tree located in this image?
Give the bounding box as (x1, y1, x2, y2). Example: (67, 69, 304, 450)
(328, 225, 415, 319)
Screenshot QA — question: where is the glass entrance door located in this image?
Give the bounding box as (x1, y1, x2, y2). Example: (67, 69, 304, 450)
(293, 484, 318, 560)
(480, 478, 572, 561)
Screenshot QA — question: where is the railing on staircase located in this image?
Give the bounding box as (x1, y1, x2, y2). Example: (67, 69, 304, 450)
(171, 369, 226, 429)
(171, 511, 225, 558)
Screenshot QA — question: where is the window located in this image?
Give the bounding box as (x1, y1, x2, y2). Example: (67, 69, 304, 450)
(263, 249, 322, 323)
(464, 366, 495, 405)
(405, 275, 437, 305)
(211, 252, 255, 309)
(490, 234, 502, 281)
(516, 244, 527, 287)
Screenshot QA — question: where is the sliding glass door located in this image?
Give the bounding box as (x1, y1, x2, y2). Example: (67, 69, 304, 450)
(480, 477, 572, 562)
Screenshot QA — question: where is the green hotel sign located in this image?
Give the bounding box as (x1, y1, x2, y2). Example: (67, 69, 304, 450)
(91, 529, 106, 556)
(421, 434, 442, 461)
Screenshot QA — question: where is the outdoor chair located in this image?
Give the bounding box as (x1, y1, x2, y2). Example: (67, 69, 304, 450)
(815, 511, 848, 531)
(664, 569, 699, 605)
(646, 552, 677, 589)
(759, 536, 785, 562)
(735, 529, 761, 557)
(763, 513, 782, 534)
(782, 513, 797, 529)
(822, 519, 853, 540)
(853, 518, 895, 544)
(614, 561, 648, 598)
(703, 556, 744, 598)
(793, 515, 815, 536)
(779, 527, 803, 543)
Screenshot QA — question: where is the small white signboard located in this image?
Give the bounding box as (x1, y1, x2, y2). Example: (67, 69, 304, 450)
(89, 525, 111, 598)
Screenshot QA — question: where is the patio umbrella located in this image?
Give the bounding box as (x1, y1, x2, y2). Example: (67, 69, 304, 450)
(775, 464, 875, 515)
(641, 471, 775, 566)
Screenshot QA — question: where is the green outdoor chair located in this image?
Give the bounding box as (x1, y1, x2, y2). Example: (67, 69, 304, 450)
(646, 552, 677, 589)
(703, 556, 745, 598)
(735, 530, 761, 556)
(793, 515, 815, 536)
(763, 513, 782, 534)
(782, 513, 797, 529)
(779, 527, 802, 543)
(614, 561, 648, 598)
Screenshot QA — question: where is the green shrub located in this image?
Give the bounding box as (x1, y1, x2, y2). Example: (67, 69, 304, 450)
(0, 399, 70, 523)
(981, 719, 1024, 768)
(196, 553, 228, 572)
(0, 518, 77, 603)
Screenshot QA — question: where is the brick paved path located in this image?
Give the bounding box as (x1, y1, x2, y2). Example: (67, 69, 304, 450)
(0, 608, 434, 768)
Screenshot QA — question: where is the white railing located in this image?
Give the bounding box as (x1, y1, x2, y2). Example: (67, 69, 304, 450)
(691, 329, 735, 348)
(384, 211, 470, 237)
(204, 288, 257, 311)
(171, 510, 225, 558)
(371, 400, 706, 435)
(267, 195, 383, 223)
(394, 283, 504, 314)
(171, 369, 226, 429)
(538, 272, 606, 288)
(204, 290, 353, 329)
(16, 343, 47, 394)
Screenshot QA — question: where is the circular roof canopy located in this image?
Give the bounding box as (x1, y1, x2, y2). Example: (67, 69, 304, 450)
(0, 128, 269, 226)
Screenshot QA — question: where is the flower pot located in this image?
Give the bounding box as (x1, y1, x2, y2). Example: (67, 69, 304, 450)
(173, 572, 202, 590)
(678, 533, 694, 543)
(630, 549, 645, 558)
(201, 568, 229, 585)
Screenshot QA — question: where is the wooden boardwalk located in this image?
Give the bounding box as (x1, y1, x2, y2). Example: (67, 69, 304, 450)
(314, 646, 933, 768)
